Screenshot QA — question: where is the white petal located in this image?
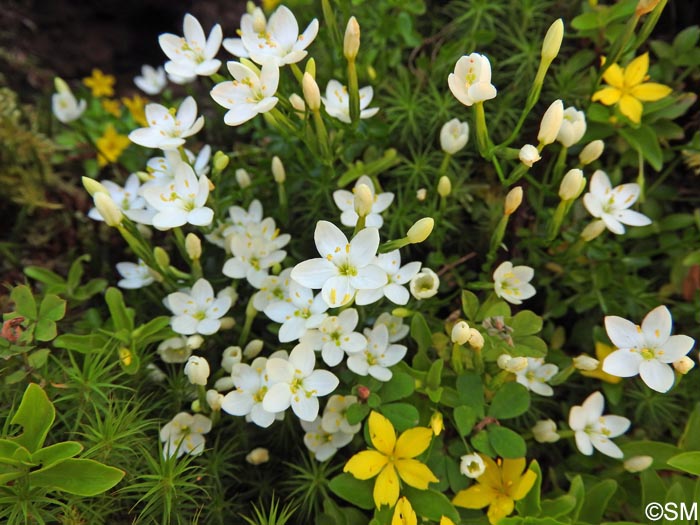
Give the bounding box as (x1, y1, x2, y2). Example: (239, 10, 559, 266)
(601, 415, 631, 438)
(369, 365, 392, 382)
(575, 431, 593, 455)
(262, 382, 292, 412)
(292, 394, 319, 422)
(641, 306, 672, 347)
(351, 264, 388, 290)
(384, 284, 410, 305)
(279, 316, 307, 342)
(568, 406, 586, 431)
(591, 436, 623, 459)
(290, 345, 316, 376)
(601, 214, 625, 234)
(658, 335, 695, 363)
(605, 316, 644, 349)
(321, 275, 353, 308)
(171, 315, 198, 335)
(346, 354, 369, 376)
(639, 360, 675, 393)
(266, 357, 294, 384)
(197, 318, 220, 335)
(602, 349, 643, 377)
(590, 170, 612, 198)
(221, 391, 254, 416)
(614, 209, 651, 227)
(314, 220, 348, 259)
(292, 259, 337, 289)
(250, 404, 276, 428)
(581, 391, 605, 424)
(305, 370, 339, 396)
(348, 227, 380, 267)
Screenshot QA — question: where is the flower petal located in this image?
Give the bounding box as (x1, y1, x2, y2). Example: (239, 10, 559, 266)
(604, 315, 644, 349)
(601, 415, 631, 438)
(510, 468, 537, 501)
(453, 484, 499, 509)
(591, 435, 624, 459)
(343, 450, 387, 480)
(657, 335, 695, 363)
(373, 463, 400, 508)
(394, 458, 438, 489)
(602, 63, 624, 88)
(315, 220, 348, 259)
(394, 427, 433, 459)
(368, 411, 396, 456)
(639, 359, 675, 393)
(575, 431, 594, 455)
(623, 53, 649, 87)
(592, 87, 622, 106)
(619, 94, 643, 124)
(631, 82, 672, 101)
(641, 306, 672, 347)
(292, 258, 338, 289)
(488, 495, 515, 525)
(602, 348, 643, 377)
(349, 227, 380, 267)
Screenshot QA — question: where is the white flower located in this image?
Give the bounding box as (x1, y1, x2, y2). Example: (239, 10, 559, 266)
(346, 324, 407, 381)
(301, 417, 353, 461)
(129, 96, 204, 150)
(246, 447, 270, 465)
(87, 174, 153, 225)
(116, 260, 155, 289)
(141, 163, 213, 231)
(569, 391, 630, 458)
(321, 79, 379, 124)
(222, 5, 319, 67)
(440, 118, 470, 154)
(211, 61, 279, 126)
(264, 281, 328, 343)
(448, 53, 497, 106)
(519, 144, 541, 167)
(134, 65, 167, 95)
(159, 14, 222, 82)
(160, 412, 212, 458)
(497, 354, 528, 373)
(291, 221, 386, 308)
(299, 309, 367, 366)
(460, 453, 486, 479)
(374, 312, 409, 342)
(251, 268, 293, 311)
(356, 251, 421, 306)
(157, 335, 202, 364)
(221, 346, 243, 373)
(556, 106, 587, 147)
(222, 358, 281, 428)
(52, 78, 86, 123)
(206, 389, 224, 411)
(166, 279, 232, 336)
(223, 199, 264, 237)
(582, 170, 652, 234)
(409, 268, 440, 300)
(263, 345, 339, 421)
(514, 358, 558, 396)
(602, 305, 695, 393)
(184, 356, 210, 385)
(532, 419, 560, 443)
(321, 395, 362, 434)
(493, 261, 536, 305)
(332, 175, 394, 229)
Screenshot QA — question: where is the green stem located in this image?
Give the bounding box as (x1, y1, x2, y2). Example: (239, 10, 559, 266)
(438, 153, 451, 176)
(290, 63, 304, 85)
(474, 102, 491, 159)
(347, 59, 360, 124)
(239, 297, 257, 346)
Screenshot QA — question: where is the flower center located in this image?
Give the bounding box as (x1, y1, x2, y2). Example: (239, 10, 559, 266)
(640, 347, 655, 360)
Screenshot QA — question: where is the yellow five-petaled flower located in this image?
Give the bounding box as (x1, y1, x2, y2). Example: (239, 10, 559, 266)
(592, 53, 672, 124)
(453, 454, 537, 525)
(95, 124, 130, 167)
(83, 68, 116, 98)
(343, 411, 438, 509)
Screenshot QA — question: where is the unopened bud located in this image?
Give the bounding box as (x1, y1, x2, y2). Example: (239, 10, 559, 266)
(416, 188, 427, 201)
(354, 183, 374, 218)
(94, 192, 123, 226)
(673, 356, 695, 375)
(343, 16, 360, 61)
(430, 412, 444, 436)
(54, 77, 70, 94)
(407, 217, 434, 244)
(468, 328, 484, 351)
(221, 346, 242, 373)
(303, 72, 321, 111)
(289, 93, 306, 114)
(624, 455, 653, 473)
(213, 151, 229, 172)
(541, 19, 564, 63)
(185, 233, 202, 260)
(271, 156, 285, 183)
(82, 176, 108, 196)
(206, 389, 224, 411)
(246, 447, 270, 465)
(437, 176, 452, 197)
(357, 385, 370, 401)
(538, 100, 564, 145)
(244, 339, 264, 359)
(532, 419, 560, 443)
(580, 220, 606, 241)
(636, 0, 661, 16)
(573, 354, 599, 371)
(451, 321, 471, 345)
(184, 356, 210, 386)
(305, 57, 316, 78)
(519, 144, 541, 167)
(439, 118, 469, 154)
(504, 187, 523, 216)
(235, 168, 251, 188)
(559, 169, 586, 200)
(187, 335, 204, 350)
(579, 140, 604, 165)
(409, 268, 439, 299)
(391, 307, 412, 318)
(154, 246, 170, 268)
(219, 317, 235, 330)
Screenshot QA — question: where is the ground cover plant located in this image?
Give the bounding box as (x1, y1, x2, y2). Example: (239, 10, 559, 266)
(2, 0, 700, 523)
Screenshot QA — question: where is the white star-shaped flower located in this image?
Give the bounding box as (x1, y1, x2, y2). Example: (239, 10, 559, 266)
(493, 261, 536, 305)
(129, 96, 204, 150)
(264, 281, 328, 343)
(210, 61, 279, 126)
(87, 173, 154, 225)
(301, 417, 353, 461)
(299, 308, 367, 366)
(159, 13, 222, 83)
(582, 170, 652, 234)
(332, 175, 394, 229)
(160, 412, 212, 458)
(346, 324, 407, 381)
(134, 64, 167, 95)
(448, 52, 497, 106)
(514, 358, 558, 396)
(322, 80, 379, 124)
(569, 392, 630, 458)
(355, 250, 421, 306)
(115, 260, 155, 289)
(221, 357, 282, 428)
(165, 279, 232, 336)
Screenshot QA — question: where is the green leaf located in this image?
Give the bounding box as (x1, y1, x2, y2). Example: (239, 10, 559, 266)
(9, 384, 55, 453)
(11, 285, 37, 319)
(509, 311, 543, 336)
(540, 495, 577, 519)
(131, 316, 173, 346)
(346, 402, 370, 425)
(28, 348, 51, 368)
(567, 476, 586, 523)
(74, 278, 108, 301)
(410, 313, 432, 353)
(461, 290, 480, 320)
(105, 287, 134, 333)
(34, 318, 58, 342)
(673, 26, 700, 53)
(471, 430, 496, 456)
(31, 441, 83, 470)
(381, 403, 419, 432)
(329, 473, 374, 510)
(679, 403, 700, 451)
(453, 405, 477, 437)
(24, 266, 65, 286)
(516, 460, 542, 518)
(29, 458, 124, 496)
(39, 294, 66, 322)
(456, 372, 484, 417)
(0, 439, 26, 460)
(54, 333, 109, 353)
(512, 336, 548, 358)
(402, 486, 460, 522)
(578, 479, 617, 524)
(488, 426, 526, 458)
(618, 126, 663, 172)
(379, 372, 414, 403)
(621, 440, 682, 469)
(667, 452, 700, 476)
(426, 359, 443, 390)
(488, 383, 530, 419)
(66, 255, 89, 291)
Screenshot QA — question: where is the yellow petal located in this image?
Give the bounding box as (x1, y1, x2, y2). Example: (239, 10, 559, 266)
(477, 455, 502, 490)
(619, 94, 644, 123)
(395, 458, 439, 489)
(487, 494, 515, 525)
(601, 63, 624, 88)
(374, 463, 400, 508)
(510, 468, 538, 501)
(392, 496, 417, 525)
(582, 343, 623, 384)
(631, 82, 672, 101)
(453, 484, 499, 509)
(369, 411, 397, 456)
(592, 87, 622, 106)
(623, 53, 649, 87)
(500, 457, 526, 487)
(344, 450, 388, 480)
(395, 427, 433, 459)
(440, 518, 456, 525)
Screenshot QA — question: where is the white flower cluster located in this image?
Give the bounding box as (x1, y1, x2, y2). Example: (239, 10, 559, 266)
(301, 395, 362, 461)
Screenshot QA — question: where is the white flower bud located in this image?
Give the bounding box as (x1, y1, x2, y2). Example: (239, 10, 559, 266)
(437, 176, 452, 197)
(354, 183, 374, 218)
(451, 321, 471, 345)
(581, 220, 606, 241)
(219, 317, 236, 330)
(497, 354, 513, 370)
(468, 328, 484, 351)
(246, 447, 270, 465)
(185, 233, 202, 260)
(538, 100, 564, 146)
(271, 156, 286, 183)
(504, 186, 523, 216)
(146, 363, 167, 383)
(579, 140, 605, 165)
(302, 72, 321, 111)
(460, 453, 485, 479)
(206, 389, 224, 411)
(541, 19, 564, 63)
(407, 217, 434, 244)
(532, 419, 560, 443)
(343, 16, 360, 61)
(573, 354, 599, 371)
(213, 151, 229, 172)
(440, 118, 469, 155)
(557, 107, 586, 147)
(673, 356, 695, 375)
(82, 176, 109, 196)
(519, 144, 541, 167)
(221, 346, 243, 373)
(559, 169, 586, 200)
(94, 192, 123, 227)
(409, 268, 439, 299)
(624, 455, 653, 473)
(214, 376, 235, 392)
(184, 356, 210, 386)
(235, 168, 251, 188)
(244, 339, 264, 359)
(497, 354, 528, 373)
(416, 188, 427, 201)
(187, 335, 204, 350)
(289, 93, 306, 114)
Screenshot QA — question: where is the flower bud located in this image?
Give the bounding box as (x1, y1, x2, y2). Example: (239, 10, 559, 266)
(581, 219, 606, 241)
(519, 144, 541, 167)
(246, 447, 270, 465)
(82, 176, 109, 196)
(579, 140, 604, 165)
(251, 7, 266, 33)
(357, 385, 371, 401)
(409, 268, 439, 299)
(391, 307, 412, 318)
(573, 354, 599, 371)
(244, 339, 264, 359)
(451, 320, 471, 345)
(184, 356, 210, 386)
(407, 217, 434, 244)
(185, 233, 202, 260)
(468, 328, 484, 351)
(146, 363, 167, 383)
(624, 456, 654, 473)
(497, 354, 528, 373)
(557, 107, 586, 147)
(235, 168, 251, 188)
(354, 183, 374, 218)
(305, 57, 316, 78)
(541, 19, 564, 63)
(219, 317, 235, 330)
(504, 186, 523, 216)
(213, 150, 229, 172)
(206, 389, 224, 411)
(430, 412, 444, 436)
(187, 335, 204, 350)
(191, 399, 201, 412)
(439, 118, 469, 155)
(460, 453, 485, 479)
(559, 169, 586, 200)
(154, 246, 170, 268)
(94, 192, 123, 227)
(289, 93, 306, 114)
(538, 99, 564, 145)
(343, 16, 360, 61)
(55, 77, 70, 94)
(416, 188, 427, 201)
(214, 376, 234, 391)
(302, 72, 321, 111)
(636, 0, 661, 16)
(673, 356, 695, 375)
(437, 176, 452, 197)
(221, 346, 243, 373)
(532, 419, 560, 443)
(271, 156, 285, 183)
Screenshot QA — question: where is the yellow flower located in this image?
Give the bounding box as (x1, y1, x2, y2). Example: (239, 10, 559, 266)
(430, 412, 444, 436)
(101, 99, 122, 118)
(453, 455, 537, 525)
(581, 342, 623, 384)
(592, 53, 672, 124)
(95, 124, 130, 167)
(440, 518, 456, 525)
(83, 68, 116, 98)
(392, 497, 417, 525)
(344, 411, 438, 509)
(122, 95, 148, 127)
